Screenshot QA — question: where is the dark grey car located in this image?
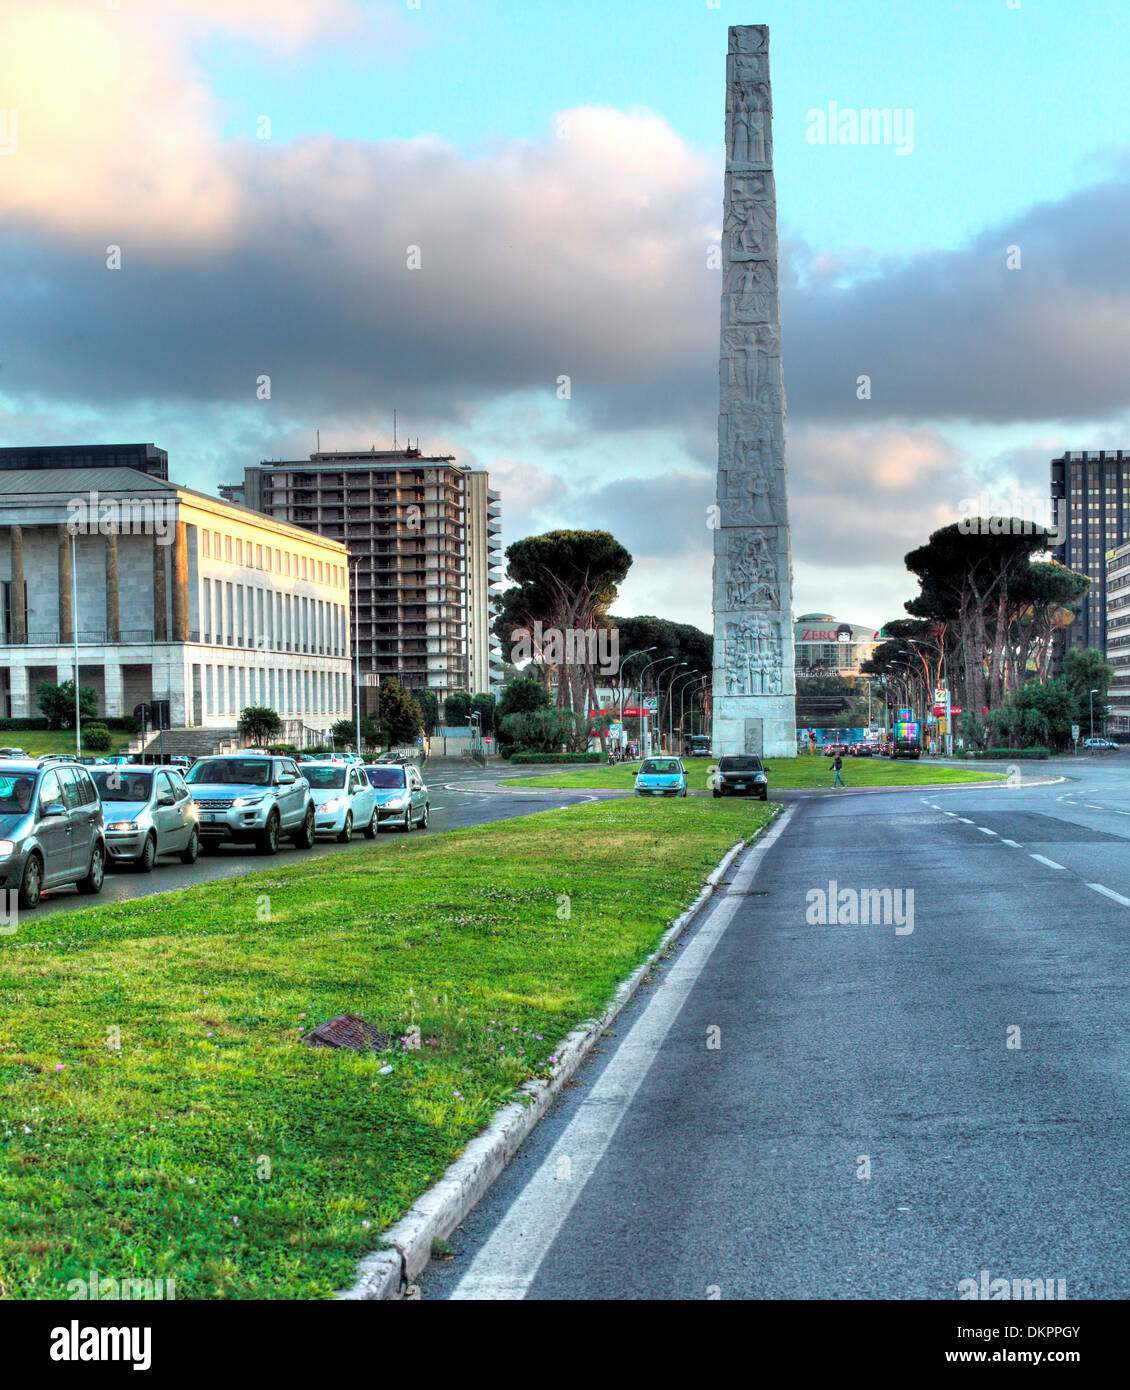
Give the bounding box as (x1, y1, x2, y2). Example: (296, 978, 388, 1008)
(0, 761, 106, 908)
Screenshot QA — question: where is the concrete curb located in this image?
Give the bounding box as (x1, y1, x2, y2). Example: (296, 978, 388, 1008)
(336, 808, 781, 1301)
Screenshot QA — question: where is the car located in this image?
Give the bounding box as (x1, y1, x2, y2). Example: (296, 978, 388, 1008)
(687, 735, 713, 758)
(711, 754, 769, 800)
(634, 757, 688, 798)
(185, 755, 315, 854)
(304, 761, 378, 841)
(854, 743, 876, 757)
(104, 754, 133, 765)
(0, 760, 106, 908)
(364, 762, 430, 830)
(0, 746, 26, 758)
(892, 739, 921, 760)
(1083, 737, 1118, 750)
(91, 765, 200, 871)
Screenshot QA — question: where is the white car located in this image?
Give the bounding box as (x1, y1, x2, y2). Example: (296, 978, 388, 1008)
(303, 761, 378, 841)
(1083, 737, 1118, 750)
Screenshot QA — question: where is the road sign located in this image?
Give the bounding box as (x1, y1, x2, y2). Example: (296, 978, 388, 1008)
(1071, 724, 1080, 742)
(643, 695, 658, 712)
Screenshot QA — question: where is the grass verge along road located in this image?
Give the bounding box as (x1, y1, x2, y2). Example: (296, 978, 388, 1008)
(0, 796, 774, 1299)
(502, 756, 1006, 791)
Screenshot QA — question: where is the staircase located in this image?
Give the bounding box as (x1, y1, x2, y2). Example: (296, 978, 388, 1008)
(127, 727, 238, 759)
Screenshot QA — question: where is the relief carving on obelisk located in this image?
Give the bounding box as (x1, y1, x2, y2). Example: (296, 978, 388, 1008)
(711, 24, 796, 757)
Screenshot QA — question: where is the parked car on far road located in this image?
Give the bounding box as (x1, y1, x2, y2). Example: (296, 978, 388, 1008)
(364, 762, 430, 831)
(1083, 737, 1118, 750)
(634, 757, 688, 798)
(185, 755, 315, 854)
(0, 759, 106, 907)
(92, 765, 200, 870)
(304, 761, 378, 841)
(711, 754, 769, 801)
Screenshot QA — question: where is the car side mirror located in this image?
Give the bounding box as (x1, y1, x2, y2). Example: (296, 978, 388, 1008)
(277, 772, 296, 785)
(157, 792, 175, 807)
(41, 801, 67, 819)
(762, 765, 771, 772)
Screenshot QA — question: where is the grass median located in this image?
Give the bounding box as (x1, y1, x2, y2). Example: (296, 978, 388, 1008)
(502, 755, 1008, 791)
(0, 795, 775, 1300)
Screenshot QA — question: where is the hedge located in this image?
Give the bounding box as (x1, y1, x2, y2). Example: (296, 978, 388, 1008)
(0, 715, 138, 733)
(509, 753, 604, 764)
(962, 747, 1050, 760)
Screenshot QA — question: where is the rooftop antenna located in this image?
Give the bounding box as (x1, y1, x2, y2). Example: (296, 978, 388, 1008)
(316, 429, 320, 454)
(393, 409, 397, 449)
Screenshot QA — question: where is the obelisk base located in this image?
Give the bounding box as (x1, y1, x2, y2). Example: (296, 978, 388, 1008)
(713, 694, 796, 758)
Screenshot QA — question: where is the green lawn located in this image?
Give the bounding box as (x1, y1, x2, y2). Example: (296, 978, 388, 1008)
(502, 755, 1007, 791)
(0, 796, 775, 1300)
(0, 729, 133, 757)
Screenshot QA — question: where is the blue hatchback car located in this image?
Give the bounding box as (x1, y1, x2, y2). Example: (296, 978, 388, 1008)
(634, 757, 688, 798)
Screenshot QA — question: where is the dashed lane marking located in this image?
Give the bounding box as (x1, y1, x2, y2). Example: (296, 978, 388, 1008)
(1029, 854, 1066, 870)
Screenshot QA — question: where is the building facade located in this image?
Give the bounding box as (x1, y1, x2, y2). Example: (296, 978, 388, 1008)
(0, 442, 169, 479)
(0, 467, 351, 732)
(222, 447, 500, 696)
(1051, 449, 1130, 654)
(793, 614, 883, 677)
(1106, 543, 1130, 732)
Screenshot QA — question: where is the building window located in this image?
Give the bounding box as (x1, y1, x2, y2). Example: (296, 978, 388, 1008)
(225, 535, 232, 563)
(203, 531, 211, 558)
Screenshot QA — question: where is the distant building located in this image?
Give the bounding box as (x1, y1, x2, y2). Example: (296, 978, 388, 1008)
(1051, 449, 1130, 655)
(0, 466, 350, 734)
(794, 613, 883, 677)
(223, 447, 501, 697)
(1106, 543, 1130, 732)
(0, 443, 168, 479)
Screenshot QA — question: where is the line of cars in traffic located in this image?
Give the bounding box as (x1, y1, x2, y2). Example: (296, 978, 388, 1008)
(821, 739, 921, 760)
(0, 750, 431, 909)
(632, 753, 770, 801)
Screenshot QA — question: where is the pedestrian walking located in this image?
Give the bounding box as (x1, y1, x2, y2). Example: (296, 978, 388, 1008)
(831, 752, 845, 788)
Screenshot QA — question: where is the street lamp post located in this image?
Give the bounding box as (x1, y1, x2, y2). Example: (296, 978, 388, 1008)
(637, 654, 678, 758)
(1090, 687, 1099, 742)
(659, 662, 688, 753)
(71, 530, 81, 758)
(617, 647, 656, 755)
(909, 636, 951, 757)
(669, 668, 698, 753)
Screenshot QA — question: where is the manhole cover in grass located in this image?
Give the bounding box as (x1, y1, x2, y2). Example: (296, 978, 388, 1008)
(302, 1013, 393, 1052)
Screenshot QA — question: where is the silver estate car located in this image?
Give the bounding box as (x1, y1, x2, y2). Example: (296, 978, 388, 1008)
(0, 760, 106, 908)
(304, 762, 379, 841)
(364, 762, 430, 831)
(92, 765, 201, 871)
(185, 755, 315, 854)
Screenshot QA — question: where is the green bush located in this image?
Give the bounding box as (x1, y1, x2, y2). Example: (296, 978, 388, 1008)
(509, 751, 606, 764)
(961, 746, 1050, 760)
(0, 717, 50, 731)
(83, 723, 113, 752)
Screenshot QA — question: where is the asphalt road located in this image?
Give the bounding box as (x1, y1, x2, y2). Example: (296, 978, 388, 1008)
(424, 752, 1130, 1300)
(27, 763, 606, 918)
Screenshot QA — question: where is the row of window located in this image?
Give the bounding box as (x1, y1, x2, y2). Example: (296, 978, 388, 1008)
(200, 529, 345, 588)
(200, 579, 347, 655)
(198, 663, 349, 721)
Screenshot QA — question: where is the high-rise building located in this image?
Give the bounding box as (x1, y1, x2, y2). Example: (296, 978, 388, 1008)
(222, 447, 501, 696)
(0, 443, 168, 478)
(1105, 543, 1130, 732)
(1051, 449, 1130, 654)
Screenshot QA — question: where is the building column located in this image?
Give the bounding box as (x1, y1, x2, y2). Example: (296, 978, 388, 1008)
(172, 521, 189, 642)
(104, 660, 123, 718)
(8, 663, 29, 718)
(105, 531, 120, 642)
(153, 535, 167, 641)
(10, 524, 25, 641)
(57, 526, 73, 643)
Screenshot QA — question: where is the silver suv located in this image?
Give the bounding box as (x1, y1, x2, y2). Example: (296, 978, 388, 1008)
(0, 760, 106, 908)
(185, 755, 315, 854)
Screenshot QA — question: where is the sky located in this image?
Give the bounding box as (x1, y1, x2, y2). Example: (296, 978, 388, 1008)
(3, 0, 1130, 633)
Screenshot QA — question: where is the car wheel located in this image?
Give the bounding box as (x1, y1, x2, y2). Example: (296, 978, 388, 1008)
(257, 811, 281, 855)
(417, 802, 429, 829)
(179, 826, 200, 864)
(401, 807, 413, 833)
(18, 853, 43, 910)
(759, 792, 768, 801)
(137, 833, 157, 874)
(292, 804, 315, 849)
(362, 808, 377, 840)
(337, 812, 353, 844)
(77, 843, 105, 895)
(712, 789, 720, 798)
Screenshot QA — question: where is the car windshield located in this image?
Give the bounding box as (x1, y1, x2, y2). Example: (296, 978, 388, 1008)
(366, 767, 406, 789)
(305, 766, 347, 789)
(92, 770, 153, 802)
(0, 770, 38, 814)
(719, 756, 764, 771)
(640, 760, 681, 775)
(187, 759, 272, 786)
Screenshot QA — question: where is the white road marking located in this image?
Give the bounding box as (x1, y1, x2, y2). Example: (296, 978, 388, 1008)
(1086, 804, 1103, 810)
(978, 827, 997, 835)
(957, 817, 974, 824)
(1001, 839, 1023, 848)
(1029, 854, 1066, 870)
(943, 811, 958, 817)
(1088, 883, 1130, 906)
(446, 809, 793, 1300)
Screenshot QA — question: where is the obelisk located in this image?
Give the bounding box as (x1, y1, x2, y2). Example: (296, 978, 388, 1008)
(711, 24, 796, 758)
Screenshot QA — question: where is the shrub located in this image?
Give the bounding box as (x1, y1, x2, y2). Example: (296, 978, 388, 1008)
(508, 751, 605, 764)
(960, 746, 1050, 760)
(83, 723, 113, 752)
